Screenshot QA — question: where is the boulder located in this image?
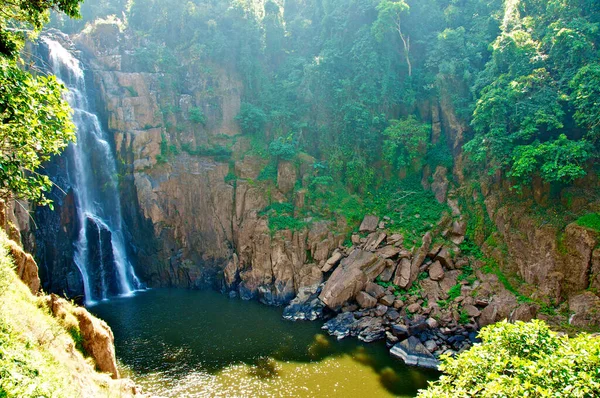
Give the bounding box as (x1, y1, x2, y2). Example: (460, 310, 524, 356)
(407, 303, 422, 314)
(509, 303, 537, 322)
(356, 317, 385, 343)
(319, 249, 386, 309)
(569, 292, 600, 328)
(435, 248, 454, 270)
(380, 294, 395, 306)
(283, 285, 325, 321)
(365, 282, 386, 299)
(390, 336, 440, 369)
(364, 232, 387, 252)
(393, 258, 412, 289)
(428, 261, 444, 281)
(449, 221, 467, 245)
(387, 234, 403, 246)
(431, 166, 449, 204)
(73, 307, 120, 378)
(374, 304, 388, 317)
(377, 260, 396, 282)
(359, 215, 379, 232)
(321, 249, 344, 273)
(462, 304, 481, 318)
(356, 291, 377, 309)
(377, 245, 401, 259)
(322, 312, 356, 340)
(409, 232, 433, 287)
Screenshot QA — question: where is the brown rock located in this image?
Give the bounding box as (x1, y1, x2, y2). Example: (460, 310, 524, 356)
(365, 282, 386, 299)
(377, 260, 396, 282)
(380, 294, 395, 306)
(359, 215, 379, 232)
(569, 292, 600, 328)
(319, 249, 386, 309)
(510, 304, 537, 322)
(322, 249, 344, 273)
(407, 303, 422, 314)
(449, 221, 467, 245)
(428, 261, 445, 281)
(393, 258, 412, 289)
(435, 248, 454, 270)
(462, 304, 481, 318)
(409, 232, 433, 287)
(591, 248, 600, 293)
(6, 239, 40, 294)
(351, 234, 361, 245)
(223, 253, 239, 287)
(73, 307, 120, 378)
(364, 232, 387, 252)
(387, 234, 403, 246)
(356, 291, 377, 309)
(393, 299, 404, 309)
(377, 245, 402, 259)
(374, 304, 388, 317)
(277, 161, 297, 194)
(431, 166, 449, 204)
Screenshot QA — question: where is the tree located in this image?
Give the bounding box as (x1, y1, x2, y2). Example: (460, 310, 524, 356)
(0, 0, 82, 206)
(373, 0, 412, 76)
(418, 320, 600, 397)
(382, 116, 430, 171)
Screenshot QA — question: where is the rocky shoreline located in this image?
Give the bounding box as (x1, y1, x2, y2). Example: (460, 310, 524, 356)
(223, 214, 496, 370)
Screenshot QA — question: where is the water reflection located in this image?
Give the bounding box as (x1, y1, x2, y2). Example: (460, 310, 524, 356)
(91, 289, 438, 397)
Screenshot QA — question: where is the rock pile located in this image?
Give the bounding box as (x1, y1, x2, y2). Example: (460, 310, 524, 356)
(281, 215, 527, 369)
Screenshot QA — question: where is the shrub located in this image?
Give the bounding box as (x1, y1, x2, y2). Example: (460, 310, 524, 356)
(236, 102, 267, 135)
(418, 320, 600, 397)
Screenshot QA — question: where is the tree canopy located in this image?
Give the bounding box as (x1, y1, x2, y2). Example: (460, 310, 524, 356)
(418, 320, 600, 397)
(0, 0, 81, 206)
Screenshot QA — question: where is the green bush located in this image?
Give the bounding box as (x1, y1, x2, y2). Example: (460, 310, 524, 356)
(236, 103, 267, 135)
(189, 107, 207, 125)
(418, 320, 600, 397)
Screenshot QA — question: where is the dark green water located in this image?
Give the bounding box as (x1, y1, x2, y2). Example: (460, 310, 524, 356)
(91, 289, 438, 397)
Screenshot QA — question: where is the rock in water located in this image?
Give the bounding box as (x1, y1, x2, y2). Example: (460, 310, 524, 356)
(390, 336, 440, 370)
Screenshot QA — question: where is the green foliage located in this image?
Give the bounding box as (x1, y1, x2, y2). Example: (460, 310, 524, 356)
(382, 116, 431, 171)
(188, 107, 207, 125)
(465, 1, 600, 185)
(418, 320, 600, 397)
(576, 213, 600, 232)
(268, 136, 297, 160)
(257, 163, 278, 182)
(0, 0, 83, 206)
(0, 59, 76, 206)
(236, 103, 267, 135)
(260, 202, 306, 232)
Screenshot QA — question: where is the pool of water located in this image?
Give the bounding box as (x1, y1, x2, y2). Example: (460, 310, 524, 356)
(91, 289, 438, 397)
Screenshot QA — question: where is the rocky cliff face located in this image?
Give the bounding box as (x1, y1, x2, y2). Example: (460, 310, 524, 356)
(66, 23, 345, 307)
(31, 22, 599, 332)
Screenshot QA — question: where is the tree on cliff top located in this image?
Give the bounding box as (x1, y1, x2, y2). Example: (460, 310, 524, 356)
(0, 0, 82, 207)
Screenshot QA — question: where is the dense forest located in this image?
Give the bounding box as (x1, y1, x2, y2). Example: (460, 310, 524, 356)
(52, 0, 600, 193)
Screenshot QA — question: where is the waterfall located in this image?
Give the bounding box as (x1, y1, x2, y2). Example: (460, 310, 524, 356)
(43, 37, 142, 305)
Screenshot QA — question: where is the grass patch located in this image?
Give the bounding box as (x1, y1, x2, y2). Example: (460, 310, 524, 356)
(576, 212, 600, 232)
(0, 231, 119, 396)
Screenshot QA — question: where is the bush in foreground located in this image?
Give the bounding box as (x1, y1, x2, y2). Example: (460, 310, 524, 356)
(418, 320, 600, 397)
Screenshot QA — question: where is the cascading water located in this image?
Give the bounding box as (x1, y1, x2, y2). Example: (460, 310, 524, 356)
(42, 37, 141, 304)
